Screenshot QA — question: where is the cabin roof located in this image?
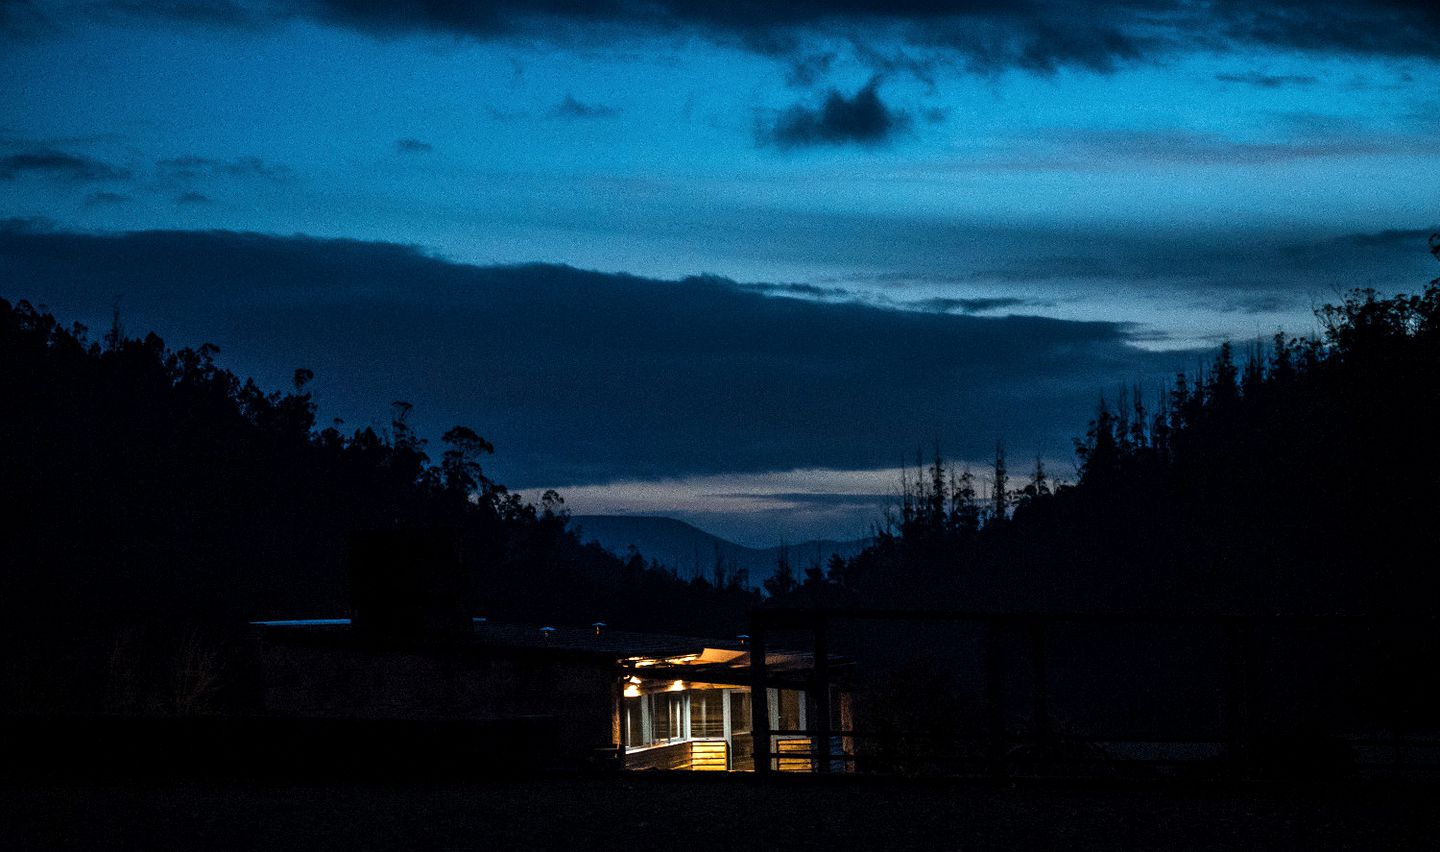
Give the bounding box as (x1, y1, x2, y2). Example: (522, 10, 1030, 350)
(251, 617, 752, 661)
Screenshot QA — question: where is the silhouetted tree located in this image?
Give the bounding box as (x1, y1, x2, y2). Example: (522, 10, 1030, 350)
(951, 466, 980, 535)
(990, 439, 1008, 521)
(440, 425, 494, 496)
(764, 545, 797, 597)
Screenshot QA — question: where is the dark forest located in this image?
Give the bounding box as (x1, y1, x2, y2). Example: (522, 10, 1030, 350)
(3, 236, 1437, 719)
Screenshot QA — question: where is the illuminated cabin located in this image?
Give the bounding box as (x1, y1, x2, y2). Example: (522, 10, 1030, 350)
(252, 618, 849, 773)
(251, 529, 847, 772)
(619, 646, 841, 772)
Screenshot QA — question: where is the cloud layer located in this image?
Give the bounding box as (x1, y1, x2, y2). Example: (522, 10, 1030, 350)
(0, 149, 129, 182)
(550, 94, 621, 119)
(0, 225, 1198, 487)
(156, 155, 292, 182)
(35, 1, 1440, 73)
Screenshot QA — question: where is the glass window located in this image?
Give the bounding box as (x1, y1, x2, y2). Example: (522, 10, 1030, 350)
(652, 693, 672, 741)
(674, 694, 688, 739)
(625, 696, 647, 746)
(691, 690, 725, 738)
(729, 690, 752, 735)
(626, 692, 686, 747)
(776, 689, 803, 733)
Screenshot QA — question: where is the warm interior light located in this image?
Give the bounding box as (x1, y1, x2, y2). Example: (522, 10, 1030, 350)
(623, 684, 640, 698)
(668, 680, 685, 691)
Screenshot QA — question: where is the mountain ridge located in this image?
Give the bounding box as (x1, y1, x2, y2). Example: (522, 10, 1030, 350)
(569, 514, 869, 586)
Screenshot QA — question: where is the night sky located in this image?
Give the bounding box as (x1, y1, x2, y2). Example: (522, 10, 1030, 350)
(2, 1, 1437, 545)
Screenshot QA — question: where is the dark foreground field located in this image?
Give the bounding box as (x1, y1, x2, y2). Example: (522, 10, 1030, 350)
(5, 774, 1439, 851)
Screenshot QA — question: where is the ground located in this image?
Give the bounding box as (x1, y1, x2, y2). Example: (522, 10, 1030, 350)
(4, 774, 1438, 850)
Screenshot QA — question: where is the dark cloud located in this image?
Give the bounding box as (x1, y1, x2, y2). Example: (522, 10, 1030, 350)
(785, 51, 837, 87)
(1339, 227, 1436, 247)
(175, 191, 212, 204)
(1221, 293, 1294, 314)
(395, 137, 433, 153)
(70, 1, 1440, 72)
(0, 227, 1197, 486)
(84, 191, 131, 206)
(1215, 71, 1318, 88)
(762, 77, 908, 148)
(0, 216, 53, 232)
(156, 155, 292, 182)
(107, 0, 260, 28)
(848, 42, 941, 87)
(1211, 0, 1440, 61)
(0, 149, 130, 181)
(841, 259, 1119, 286)
(0, 0, 49, 36)
(550, 94, 620, 119)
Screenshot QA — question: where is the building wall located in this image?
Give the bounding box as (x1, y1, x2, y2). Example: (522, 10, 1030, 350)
(259, 639, 617, 767)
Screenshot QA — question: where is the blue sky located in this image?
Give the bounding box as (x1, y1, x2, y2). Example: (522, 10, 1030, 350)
(3, 1, 1437, 544)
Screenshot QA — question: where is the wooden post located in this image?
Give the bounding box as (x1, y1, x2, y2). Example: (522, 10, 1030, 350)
(614, 675, 627, 770)
(750, 618, 771, 775)
(811, 614, 831, 773)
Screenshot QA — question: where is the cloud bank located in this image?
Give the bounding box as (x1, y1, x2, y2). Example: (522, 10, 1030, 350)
(156, 155, 292, 182)
(0, 225, 1199, 487)
(549, 94, 621, 119)
(35, 1, 1440, 74)
(0, 149, 130, 182)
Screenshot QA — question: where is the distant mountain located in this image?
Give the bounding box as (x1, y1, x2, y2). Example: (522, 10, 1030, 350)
(568, 515, 869, 587)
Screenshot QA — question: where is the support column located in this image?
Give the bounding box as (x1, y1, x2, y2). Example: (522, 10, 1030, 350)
(811, 615, 831, 773)
(614, 675, 627, 770)
(750, 619, 770, 775)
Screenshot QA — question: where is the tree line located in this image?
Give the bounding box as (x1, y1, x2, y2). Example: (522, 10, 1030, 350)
(0, 299, 757, 713)
(782, 235, 1440, 617)
(4, 234, 1436, 713)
